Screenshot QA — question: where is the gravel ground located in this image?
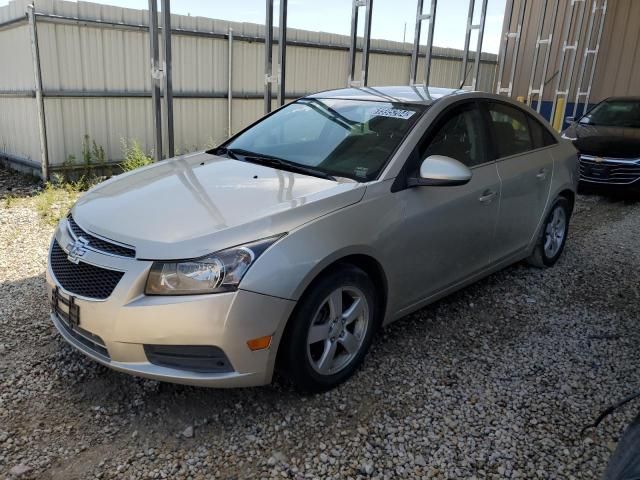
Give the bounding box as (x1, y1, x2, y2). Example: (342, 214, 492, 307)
(1, 165, 640, 480)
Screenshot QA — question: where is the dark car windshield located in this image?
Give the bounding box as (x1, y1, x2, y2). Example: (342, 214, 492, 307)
(221, 98, 425, 181)
(580, 99, 640, 128)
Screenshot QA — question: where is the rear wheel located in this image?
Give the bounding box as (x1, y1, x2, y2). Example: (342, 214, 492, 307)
(280, 265, 377, 393)
(527, 197, 571, 267)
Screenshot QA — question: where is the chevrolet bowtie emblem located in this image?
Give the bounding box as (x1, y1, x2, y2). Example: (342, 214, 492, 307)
(594, 157, 604, 163)
(66, 237, 89, 264)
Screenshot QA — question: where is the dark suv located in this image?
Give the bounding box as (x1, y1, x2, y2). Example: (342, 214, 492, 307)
(562, 97, 640, 192)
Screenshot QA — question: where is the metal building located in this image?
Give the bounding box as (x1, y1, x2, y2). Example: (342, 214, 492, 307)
(496, 0, 640, 126)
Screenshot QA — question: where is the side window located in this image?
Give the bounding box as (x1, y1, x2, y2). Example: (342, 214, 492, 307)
(487, 102, 533, 158)
(527, 115, 558, 149)
(420, 103, 488, 168)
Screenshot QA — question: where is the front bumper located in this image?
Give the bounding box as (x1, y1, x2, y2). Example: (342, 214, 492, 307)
(46, 221, 296, 388)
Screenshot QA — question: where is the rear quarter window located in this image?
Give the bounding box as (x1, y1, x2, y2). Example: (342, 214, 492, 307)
(527, 115, 557, 149)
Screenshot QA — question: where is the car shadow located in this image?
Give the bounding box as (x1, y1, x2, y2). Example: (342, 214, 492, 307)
(0, 164, 42, 200)
(578, 184, 640, 205)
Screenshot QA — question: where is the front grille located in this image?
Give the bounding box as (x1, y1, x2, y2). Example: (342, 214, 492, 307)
(56, 313, 110, 359)
(50, 240, 125, 300)
(579, 156, 640, 185)
(143, 345, 234, 373)
(67, 215, 136, 258)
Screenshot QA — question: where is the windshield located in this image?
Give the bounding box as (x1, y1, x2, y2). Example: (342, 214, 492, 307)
(580, 99, 640, 128)
(222, 98, 425, 181)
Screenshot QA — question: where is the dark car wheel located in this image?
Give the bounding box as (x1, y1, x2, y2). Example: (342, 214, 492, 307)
(279, 265, 378, 393)
(527, 197, 571, 268)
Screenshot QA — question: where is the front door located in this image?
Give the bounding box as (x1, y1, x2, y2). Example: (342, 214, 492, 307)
(394, 101, 501, 309)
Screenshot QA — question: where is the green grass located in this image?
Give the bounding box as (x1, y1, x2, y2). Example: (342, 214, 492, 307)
(120, 139, 153, 172)
(3, 136, 156, 225)
(3, 194, 16, 209)
(30, 137, 153, 225)
(34, 182, 83, 225)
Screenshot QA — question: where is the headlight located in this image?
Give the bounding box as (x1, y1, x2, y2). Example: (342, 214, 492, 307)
(145, 235, 283, 295)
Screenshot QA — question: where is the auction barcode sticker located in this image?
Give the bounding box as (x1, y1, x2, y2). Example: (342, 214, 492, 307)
(371, 107, 416, 120)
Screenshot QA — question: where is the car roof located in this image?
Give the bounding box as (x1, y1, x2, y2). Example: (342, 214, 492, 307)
(603, 96, 640, 102)
(305, 85, 464, 105)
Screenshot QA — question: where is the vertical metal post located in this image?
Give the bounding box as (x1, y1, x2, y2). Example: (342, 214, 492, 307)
(264, 0, 274, 113)
(582, 0, 607, 110)
(27, 4, 49, 180)
(496, 0, 527, 96)
(496, 0, 516, 92)
(360, 0, 373, 86)
(550, 0, 587, 130)
(227, 27, 233, 138)
(410, 0, 424, 84)
(347, 0, 360, 85)
(277, 0, 287, 106)
(573, 0, 607, 118)
(526, 0, 559, 112)
(148, 0, 163, 161)
(460, 0, 475, 86)
(460, 0, 488, 90)
(423, 0, 437, 86)
(161, 0, 174, 158)
(347, 0, 372, 86)
(471, 0, 488, 90)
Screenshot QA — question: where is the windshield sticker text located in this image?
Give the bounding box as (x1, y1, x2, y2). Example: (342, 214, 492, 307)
(371, 107, 416, 120)
(354, 166, 369, 178)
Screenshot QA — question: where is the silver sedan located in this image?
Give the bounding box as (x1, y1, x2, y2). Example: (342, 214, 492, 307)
(47, 86, 579, 392)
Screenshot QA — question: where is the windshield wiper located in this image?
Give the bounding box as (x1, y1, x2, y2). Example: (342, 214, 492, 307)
(226, 148, 337, 181)
(211, 146, 238, 159)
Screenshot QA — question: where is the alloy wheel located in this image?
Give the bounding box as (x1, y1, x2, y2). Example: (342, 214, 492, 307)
(544, 205, 567, 258)
(306, 286, 370, 375)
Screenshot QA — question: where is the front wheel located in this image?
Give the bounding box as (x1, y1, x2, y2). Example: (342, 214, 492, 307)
(279, 265, 377, 393)
(527, 197, 571, 267)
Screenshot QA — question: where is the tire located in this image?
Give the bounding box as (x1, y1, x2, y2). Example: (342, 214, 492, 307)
(527, 197, 571, 268)
(279, 265, 378, 393)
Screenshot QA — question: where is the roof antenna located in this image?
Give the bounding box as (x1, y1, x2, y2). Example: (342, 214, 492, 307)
(458, 64, 471, 90)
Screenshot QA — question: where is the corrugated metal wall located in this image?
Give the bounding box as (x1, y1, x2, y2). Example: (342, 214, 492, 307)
(0, 0, 39, 169)
(0, 0, 498, 174)
(498, 0, 640, 107)
(590, 0, 640, 101)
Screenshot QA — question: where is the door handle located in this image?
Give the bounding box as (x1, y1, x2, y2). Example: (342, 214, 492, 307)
(478, 190, 497, 204)
(536, 168, 548, 180)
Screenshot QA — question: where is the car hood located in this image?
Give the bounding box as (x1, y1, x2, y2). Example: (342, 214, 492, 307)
(71, 152, 365, 260)
(565, 123, 640, 158)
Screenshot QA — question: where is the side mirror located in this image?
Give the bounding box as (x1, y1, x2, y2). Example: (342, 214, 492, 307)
(565, 116, 575, 124)
(408, 155, 472, 187)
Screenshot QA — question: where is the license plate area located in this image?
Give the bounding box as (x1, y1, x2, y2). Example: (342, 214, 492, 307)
(51, 286, 80, 328)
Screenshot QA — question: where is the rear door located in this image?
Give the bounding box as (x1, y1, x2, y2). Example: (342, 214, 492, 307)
(483, 101, 555, 260)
